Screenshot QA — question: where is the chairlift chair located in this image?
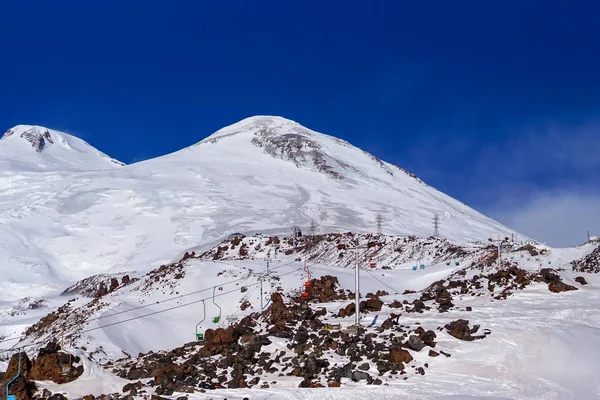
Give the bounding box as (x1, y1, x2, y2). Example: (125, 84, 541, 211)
(212, 286, 222, 324)
(445, 261, 451, 266)
(58, 351, 72, 376)
(412, 265, 417, 271)
(455, 261, 460, 266)
(419, 264, 425, 270)
(195, 300, 206, 342)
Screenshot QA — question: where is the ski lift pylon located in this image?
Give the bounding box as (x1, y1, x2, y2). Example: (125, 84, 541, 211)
(6, 351, 22, 400)
(195, 300, 206, 341)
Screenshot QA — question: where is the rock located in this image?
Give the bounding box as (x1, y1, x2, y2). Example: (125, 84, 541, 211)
(42, 389, 52, 398)
(466, 306, 472, 311)
(376, 361, 392, 375)
(363, 298, 383, 312)
(440, 351, 451, 357)
(351, 371, 370, 381)
(389, 346, 413, 364)
(416, 367, 425, 375)
(328, 381, 342, 387)
(48, 395, 67, 400)
(122, 381, 143, 393)
(575, 276, 588, 285)
(428, 350, 440, 357)
(373, 378, 383, 385)
(548, 282, 578, 293)
(412, 300, 426, 313)
(420, 330, 437, 347)
(406, 335, 425, 352)
(358, 363, 370, 371)
(445, 319, 477, 341)
(298, 378, 312, 388)
(121, 275, 130, 285)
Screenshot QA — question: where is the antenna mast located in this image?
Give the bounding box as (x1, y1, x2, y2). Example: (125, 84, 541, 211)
(376, 213, 383, 235)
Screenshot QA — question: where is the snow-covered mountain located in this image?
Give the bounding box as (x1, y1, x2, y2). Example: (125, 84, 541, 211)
(1, 125, 124, 171)
(0, 116, 522, 302)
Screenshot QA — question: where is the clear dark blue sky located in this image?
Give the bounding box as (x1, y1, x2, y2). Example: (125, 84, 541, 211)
(2, 1, 599, 245)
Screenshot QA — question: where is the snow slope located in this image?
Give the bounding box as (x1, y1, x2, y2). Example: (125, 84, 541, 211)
(0, 125, 124, 171)
(0, 116, 524, 302)
(8, 235, 600, 399)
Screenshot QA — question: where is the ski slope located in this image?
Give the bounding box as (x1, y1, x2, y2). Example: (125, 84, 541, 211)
(9, 241, 600, 399)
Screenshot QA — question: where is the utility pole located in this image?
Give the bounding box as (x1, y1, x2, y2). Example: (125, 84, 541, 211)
(376, 213, 383, 235)
(345, 244, 368, 331)
(433, 214, 440, 237)
(489, 236, 509, 268)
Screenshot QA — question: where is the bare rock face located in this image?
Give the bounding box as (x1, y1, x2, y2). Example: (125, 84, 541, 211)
(18, 127, 54, 152)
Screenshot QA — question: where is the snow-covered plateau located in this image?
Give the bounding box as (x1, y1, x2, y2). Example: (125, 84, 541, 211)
(1, 116, 598, 400)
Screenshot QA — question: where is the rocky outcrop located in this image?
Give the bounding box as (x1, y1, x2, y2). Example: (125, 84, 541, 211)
(0, 352, 36, 400)
(444, 320, 485, 341)
(572, 246, 600, 273)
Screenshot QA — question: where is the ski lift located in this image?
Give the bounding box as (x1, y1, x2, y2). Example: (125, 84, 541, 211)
(195, 300, 206, 341)
(58, 350, 72, 376)
(212, 286, 222, 324)
(6, 351, 22, 400)
(337, 244, 346, 250)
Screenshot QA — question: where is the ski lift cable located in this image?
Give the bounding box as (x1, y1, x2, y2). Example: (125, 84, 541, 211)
(0, 258, 303, 347)
(363, 268, 402, 295)
(86, 258, 301, 322)
(4, 266, 306, 352)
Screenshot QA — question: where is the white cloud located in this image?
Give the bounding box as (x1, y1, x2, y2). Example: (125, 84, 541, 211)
(494, 191, 600, 248)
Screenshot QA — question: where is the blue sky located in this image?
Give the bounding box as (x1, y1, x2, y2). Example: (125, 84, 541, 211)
(1, 1, 599, 246)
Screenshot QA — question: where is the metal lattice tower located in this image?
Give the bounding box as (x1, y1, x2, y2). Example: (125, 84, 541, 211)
(310, 220, 318, 236)
(376, 213, 383, 234)
(433, 214, 440, 237)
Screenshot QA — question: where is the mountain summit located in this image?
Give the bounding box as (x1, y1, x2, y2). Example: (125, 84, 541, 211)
(195, 116, 413, 181)
(1, 125, 124, 171)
